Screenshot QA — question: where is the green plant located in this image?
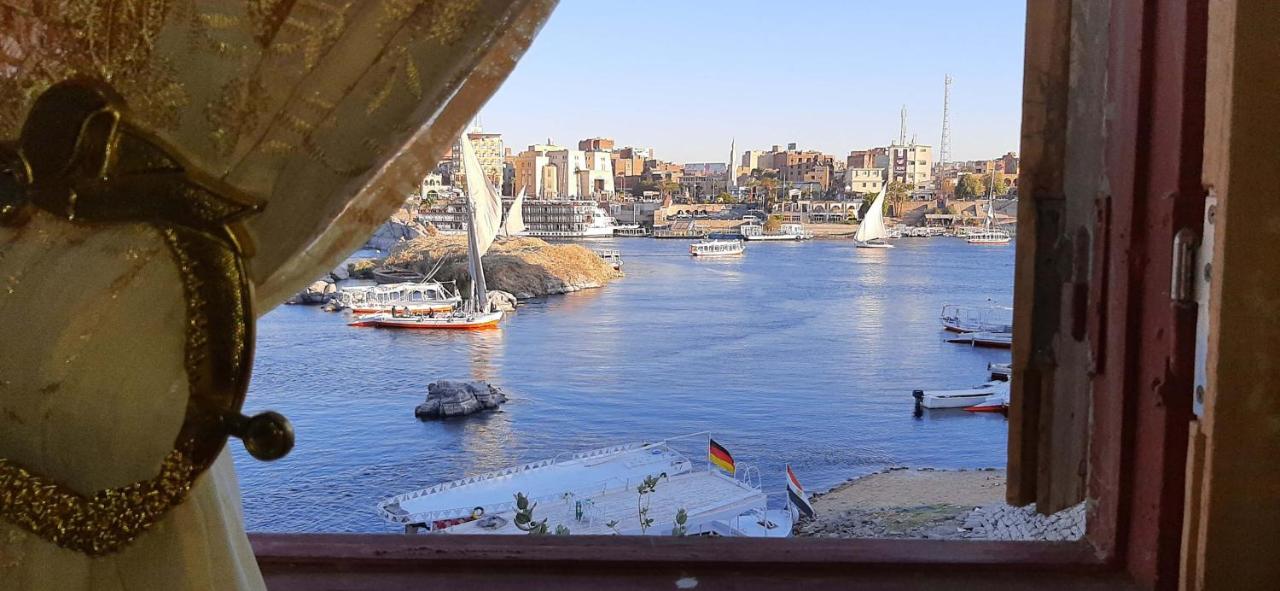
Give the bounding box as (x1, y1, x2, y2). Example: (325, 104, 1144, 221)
(635, 474, 665, 534)
(671, 508, 688, 536)
(513, 492, 563, 535)
(605, 519, 621, 535)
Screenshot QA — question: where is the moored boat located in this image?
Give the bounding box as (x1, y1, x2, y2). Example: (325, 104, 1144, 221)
(914, 380, 1010, 409)
(349, 308, 503, 329)
(940, 303, 1014, 333)
(343, 281, 462, 315)
(945, 331, 1013, 348)
(375, 435, 800, 537)
(690, 239, 745, 257)
(741, 223, 812, 241)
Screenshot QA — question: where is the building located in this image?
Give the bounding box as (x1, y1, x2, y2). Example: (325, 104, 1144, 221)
(449, 129, 503, 189)
(887, 142, 933, 187)
(578, 137, 615, 151)
(683, 163, 728, 176)
(514, 141, 615, 199)
(740, 150, 768, 171)
(845, 168, 884, 195)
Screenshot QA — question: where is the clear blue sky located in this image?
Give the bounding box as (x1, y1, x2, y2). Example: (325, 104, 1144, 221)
(481, 1, 1026, 164)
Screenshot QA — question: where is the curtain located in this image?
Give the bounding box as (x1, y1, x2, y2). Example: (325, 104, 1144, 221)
(0, 1, 555, 588)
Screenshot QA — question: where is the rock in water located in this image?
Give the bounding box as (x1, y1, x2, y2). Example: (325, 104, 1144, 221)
(415, 380, 508, 420)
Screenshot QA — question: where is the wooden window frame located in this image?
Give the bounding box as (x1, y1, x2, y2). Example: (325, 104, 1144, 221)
(248, 1, 1208, 588)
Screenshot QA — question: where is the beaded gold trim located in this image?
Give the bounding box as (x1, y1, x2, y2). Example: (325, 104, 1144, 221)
(0, 449, 196, 556)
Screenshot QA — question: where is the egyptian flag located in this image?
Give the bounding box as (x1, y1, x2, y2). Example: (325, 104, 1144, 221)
(787, 465, 816, 519)
(709, 439, 735, 475)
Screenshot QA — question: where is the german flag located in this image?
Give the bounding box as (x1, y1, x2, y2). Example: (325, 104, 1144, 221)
(709, 439, 735, 475)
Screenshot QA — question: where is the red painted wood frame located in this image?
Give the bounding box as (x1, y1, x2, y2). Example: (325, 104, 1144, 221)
(248, 1, 1208, 588)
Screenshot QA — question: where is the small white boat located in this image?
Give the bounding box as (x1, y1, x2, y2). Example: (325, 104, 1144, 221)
(690, 239, 745, 257)
(946, 331, 1013, 348)
(854, 186, 894, 249)
(964, 386, 1011, 413)
(376, 435, 799, 538)
(914, 380, 1010, 409)
(940, 303, 1014, 333)
(741, 223, 812, 241)
(988, 362, 1012, 381)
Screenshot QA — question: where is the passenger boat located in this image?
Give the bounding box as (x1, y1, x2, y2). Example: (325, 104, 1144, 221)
(654, 221, 708, 239)
(375, 435, 799, 537)
(343, 281, 462, 314)
(945, 331, 1013, 348)
(914, 380, 1010, 409)
(614, 226, 650, 237)
(350, 130, 505, 330)
(854, 186, 894, 248)
(690, 239, 745, 257)
(593, 248, 623, 270)
(968, 195, 1012, 244)
(940, 303, 1014, 333)
(741, 223, 812, 241)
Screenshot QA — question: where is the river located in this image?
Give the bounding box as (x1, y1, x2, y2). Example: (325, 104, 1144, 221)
(234, 236, 1015, 532)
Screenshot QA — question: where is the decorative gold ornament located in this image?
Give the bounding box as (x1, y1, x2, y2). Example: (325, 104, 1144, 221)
(0, 80, 293, 556)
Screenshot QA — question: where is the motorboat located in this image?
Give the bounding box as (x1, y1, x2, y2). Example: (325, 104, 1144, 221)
(964, 386, 1011, 413)
(945, 331, 1013, 348)
(593, 248, 623, 270)
(854, 187, 894, 249)
(349, 308, 502, 329)
(988, 362, 1012, 381)
(940, 303, 1014, 333)
(690, 239, 745, 257)
(914, 380, 1010, 409)
(614, 226, 650, 237)
(654, 221, 708, 239)
(376, 435, 800, 538)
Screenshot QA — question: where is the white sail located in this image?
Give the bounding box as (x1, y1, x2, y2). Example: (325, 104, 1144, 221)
(460, 131, 503, 256)
(504, 188, 526, 236)
(855, 187, 888, 242)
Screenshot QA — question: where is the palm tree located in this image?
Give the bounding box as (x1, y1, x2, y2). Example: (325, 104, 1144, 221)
(750, 174, 780, 212)
(885, 181, 912, 217)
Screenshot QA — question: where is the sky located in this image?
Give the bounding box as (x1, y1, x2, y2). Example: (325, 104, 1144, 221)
(480, 0, 1027, 164)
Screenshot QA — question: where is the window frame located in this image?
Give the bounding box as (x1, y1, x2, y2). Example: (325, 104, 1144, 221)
(246, 0, 1208, 588)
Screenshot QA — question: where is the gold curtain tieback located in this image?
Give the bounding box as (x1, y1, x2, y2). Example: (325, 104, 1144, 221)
(0, 80, 293, 556)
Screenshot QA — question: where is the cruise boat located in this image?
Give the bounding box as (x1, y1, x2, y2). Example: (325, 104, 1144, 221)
(940, 303, 1014, 333)
(914, 380, 1010, 409)
(741, 223, 813, 241)
(375, 435, 799, 537)
(945, 331, 1013, 348)
(854, 187, 894, 248)
(690, 239, 745, 257)
(520, 202, 629, 238)
(350, 131, 504, 330)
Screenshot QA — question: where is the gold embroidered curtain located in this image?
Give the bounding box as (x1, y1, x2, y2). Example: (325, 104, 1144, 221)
(0, 1, 554, 588)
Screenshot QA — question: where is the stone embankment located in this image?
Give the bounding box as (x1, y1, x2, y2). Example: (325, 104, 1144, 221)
(794, 468, 1084, 541)
(384, 236, 622, 299)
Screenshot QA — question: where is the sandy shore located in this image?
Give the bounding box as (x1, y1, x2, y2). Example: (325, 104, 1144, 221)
(796, 468, 1006, 539)
(795, 468, 1086, 541)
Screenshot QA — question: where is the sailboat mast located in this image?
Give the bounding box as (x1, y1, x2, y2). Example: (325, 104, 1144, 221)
(463, 196, 489, 312)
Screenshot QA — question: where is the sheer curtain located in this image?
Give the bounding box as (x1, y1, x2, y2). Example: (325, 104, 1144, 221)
(0, 1, 554, 588)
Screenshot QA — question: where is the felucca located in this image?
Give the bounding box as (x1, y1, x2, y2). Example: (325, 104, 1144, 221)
(350, 131, 505, 329)
(854, 186, 894, 248)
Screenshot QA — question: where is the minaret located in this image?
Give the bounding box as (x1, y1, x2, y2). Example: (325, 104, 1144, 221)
(728, 138, 736, 190)
(940, 74, 953, 169)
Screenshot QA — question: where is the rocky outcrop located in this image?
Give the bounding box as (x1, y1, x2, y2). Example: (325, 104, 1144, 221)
(285, 279, 336, 305)
(365, 207, 431, 251)
(414, 380, 508, 420)
(384, 236, 622, 299)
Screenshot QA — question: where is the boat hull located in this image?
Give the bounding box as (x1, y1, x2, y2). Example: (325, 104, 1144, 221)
(855, 241, 894, 249)
(349, 311, 504, 329)
(914, 381, 1009, 409)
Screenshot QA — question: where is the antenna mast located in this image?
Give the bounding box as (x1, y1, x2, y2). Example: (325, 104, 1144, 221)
(899, 105, 907, 146)
(940, 74, 953, 170)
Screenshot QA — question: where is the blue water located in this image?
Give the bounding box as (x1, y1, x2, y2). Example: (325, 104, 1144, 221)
(234, 238, 1015, 532)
